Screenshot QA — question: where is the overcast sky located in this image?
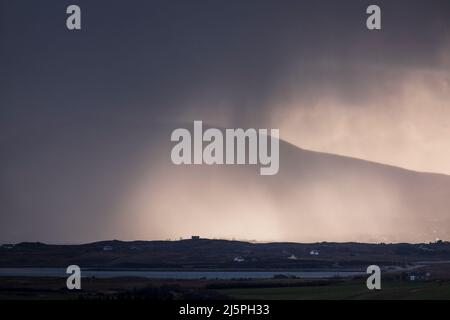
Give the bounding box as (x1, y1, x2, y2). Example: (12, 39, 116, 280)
(1, 0, 450, 243)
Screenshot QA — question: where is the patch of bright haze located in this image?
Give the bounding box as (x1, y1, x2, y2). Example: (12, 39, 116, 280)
(120, 167, 284, 242)
(272, 61, 450, 175)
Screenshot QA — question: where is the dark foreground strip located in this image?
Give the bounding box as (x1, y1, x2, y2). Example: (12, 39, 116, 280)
(0, 300, 448, 319)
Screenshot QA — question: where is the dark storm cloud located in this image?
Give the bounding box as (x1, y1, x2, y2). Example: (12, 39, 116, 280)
(2, 0, 449, 128)
(1, 0, 449, 242)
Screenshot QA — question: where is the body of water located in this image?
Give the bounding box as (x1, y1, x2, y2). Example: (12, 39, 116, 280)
(0, 268, 365, 279)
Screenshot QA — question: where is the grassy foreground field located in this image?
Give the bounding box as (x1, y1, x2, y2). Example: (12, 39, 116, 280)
(1, 276, 450, 300)
(218, 280, 450, 300)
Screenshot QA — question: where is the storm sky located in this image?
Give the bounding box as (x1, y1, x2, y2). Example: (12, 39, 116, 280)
(1, 0, 450, 243)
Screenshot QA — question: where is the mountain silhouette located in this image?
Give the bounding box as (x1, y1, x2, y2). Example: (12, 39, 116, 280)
(1, 119, 449, 243)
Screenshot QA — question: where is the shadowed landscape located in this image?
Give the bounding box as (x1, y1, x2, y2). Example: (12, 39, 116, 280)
(1, 238, 450, 300)
(2, 238, 450, 268)
(2, 0, 450, 303)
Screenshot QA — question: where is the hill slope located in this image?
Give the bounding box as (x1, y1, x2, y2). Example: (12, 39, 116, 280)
(1, 239, 450, 268)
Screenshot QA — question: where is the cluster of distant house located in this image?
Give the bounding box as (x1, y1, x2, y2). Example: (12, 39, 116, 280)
(100, 237, 323, 265)
(285, 250, 320, 261)
(403, 271, 432, 281)
(232, 249, 321, 263)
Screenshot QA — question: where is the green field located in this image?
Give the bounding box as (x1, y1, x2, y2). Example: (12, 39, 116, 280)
(218, 280, 450, 300)
(2, 276, 450, 300)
